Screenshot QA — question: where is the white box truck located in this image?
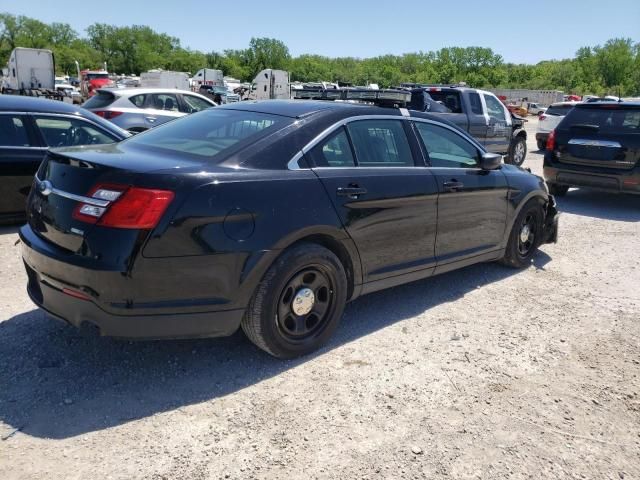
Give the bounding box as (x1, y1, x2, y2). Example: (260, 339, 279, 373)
(2, 47, 66, 101)
(192, 69, 224, 88)
(140, 70, 190, 90)
(5, 47, 55, 90)
(250, 69, 290, 100)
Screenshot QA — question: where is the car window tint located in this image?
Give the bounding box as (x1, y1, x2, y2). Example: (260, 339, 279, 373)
(122, 109, 286, 160)
(83, 91, 116, 109)
(426, 91, 463, 113)
(546, 105, 574, 116)
(128, 93, 148, 108)
(151, 94, 179, 112)
(0, 115, 30, 147)
(308, 128, 355, 167)
(415, 122, 478, 168)
(182, 95, 213, 113)
(34, 116, 117, 147)
(563, 107, 640, 132)
(347, 120, 413, 167)
(469, 93, 484, 115)
(483, 94, 506, 122)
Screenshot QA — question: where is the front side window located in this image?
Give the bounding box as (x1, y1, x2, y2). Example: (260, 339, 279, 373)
(181, 94, 213, 113)
(483, 94, 507, 122)
(151, 93, 179, 112)
(123, 109, 286, 160)
(415, 122, 478, 168)
(346, 120, 413, 167)
(308, 128, 355, 167)
(0, 115, 30, 147)
(34, 116, 117, 147)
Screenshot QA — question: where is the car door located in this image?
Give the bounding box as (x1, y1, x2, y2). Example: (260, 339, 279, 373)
(0, 113, 46, 218)
(482, 93, 512, 154)
(309, 118, 439, 284)
(412, 120, 508, 266)
(466, 91, 489, 144)
(144, 93, 184, 129)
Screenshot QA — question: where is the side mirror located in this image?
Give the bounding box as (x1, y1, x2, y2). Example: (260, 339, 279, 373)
(479, 152, 502, 170)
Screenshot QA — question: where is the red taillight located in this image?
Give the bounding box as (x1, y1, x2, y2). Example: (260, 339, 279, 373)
(73, 184, 174, 229)
(546, 130, 556, 150)
(93, 110, 124, 119)
(62, 288, 91, 301)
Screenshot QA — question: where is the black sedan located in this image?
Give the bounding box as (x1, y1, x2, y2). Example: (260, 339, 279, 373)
(20, 100, 559, 358)
(0, 96, 129, 224)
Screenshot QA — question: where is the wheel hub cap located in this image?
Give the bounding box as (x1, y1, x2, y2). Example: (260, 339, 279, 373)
(520, 224, 531, 243)
(292, 288, 315, 316)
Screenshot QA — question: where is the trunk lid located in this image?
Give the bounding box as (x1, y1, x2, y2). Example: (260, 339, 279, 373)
(27, 144, 204, 252)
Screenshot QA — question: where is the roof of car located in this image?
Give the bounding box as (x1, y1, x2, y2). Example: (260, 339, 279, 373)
(576, 101, 640, 108)
(549, 101, 581, 107)
(216, 100, 405, 119)
(97, 88, 209, 97)
(0, 95, 87, 114)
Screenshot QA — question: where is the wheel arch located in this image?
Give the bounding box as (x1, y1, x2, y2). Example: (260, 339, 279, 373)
(500, 190, 548, 249)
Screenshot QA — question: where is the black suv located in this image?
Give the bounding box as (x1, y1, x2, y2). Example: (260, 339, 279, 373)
(544, 102, 640, 196)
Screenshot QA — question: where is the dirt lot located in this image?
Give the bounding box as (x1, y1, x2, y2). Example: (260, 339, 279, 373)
(1, 117, 639, 480)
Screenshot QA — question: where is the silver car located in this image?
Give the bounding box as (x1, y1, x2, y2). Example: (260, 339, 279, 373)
(82, 88, 216, 132)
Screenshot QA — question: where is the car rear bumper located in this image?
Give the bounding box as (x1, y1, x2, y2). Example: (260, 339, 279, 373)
(543, 164, 640, 195)
(20, 224, 244, 339)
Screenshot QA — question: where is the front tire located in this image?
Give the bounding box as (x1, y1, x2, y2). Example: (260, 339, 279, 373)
(241, 243, 348, 358)
(500, 200, 545, 269)
(508, 136, 527, 166)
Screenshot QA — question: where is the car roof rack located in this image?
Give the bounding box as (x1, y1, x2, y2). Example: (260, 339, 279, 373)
(292, 86, 411, 108)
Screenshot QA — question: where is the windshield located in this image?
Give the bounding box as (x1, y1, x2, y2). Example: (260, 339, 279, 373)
(122, 109, 288, 160)
(546, 104, 575, 116)
(87, 73, 109, 80)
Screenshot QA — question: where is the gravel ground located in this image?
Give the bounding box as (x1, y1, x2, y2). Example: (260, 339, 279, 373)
(1, 117, 639, 480)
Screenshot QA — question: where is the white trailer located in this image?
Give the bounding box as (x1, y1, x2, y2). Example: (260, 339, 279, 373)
(4, 47, 55, 91)
(250, 69, 290, 100)
(192, 69, 224, 88)
(140, 70, 190, 90)
(488, 88, 564, 107)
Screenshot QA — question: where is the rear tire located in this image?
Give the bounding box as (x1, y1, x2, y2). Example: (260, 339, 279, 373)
(500, 199, 545, 269)
(547, 183, 569, 197)
(241, 243, 347, 358)
(508, 136, 527, 166)
(537, 139, 546, 151)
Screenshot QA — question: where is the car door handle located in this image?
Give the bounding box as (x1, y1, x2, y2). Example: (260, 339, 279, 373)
(443, 180, 464, 192)
(336, 186, 367, 198)
(145, 116, 157, 123)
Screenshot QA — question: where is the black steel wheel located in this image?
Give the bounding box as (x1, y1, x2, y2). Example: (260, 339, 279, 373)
(500, 199, 545, 268)
(276, 267, 335, 342)
(242, 243, 347, 358)
(547, 183, 569, 197)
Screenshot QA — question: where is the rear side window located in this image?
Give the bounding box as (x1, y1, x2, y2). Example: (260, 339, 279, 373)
(469, 93, 484, 115)
(0, 115, 30, 147)
(308, 128, 355, 167)
(562, 107, 640, 133)
(128, 94, 148, 108)
(83, 92, 116, 109)
(347, 120, 413, 167)
(427, 91, 462, 113)
(546, 105, 574, 116)
(123, 109, 287, 160)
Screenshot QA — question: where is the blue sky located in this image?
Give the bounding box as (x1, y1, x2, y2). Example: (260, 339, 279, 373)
(6, 0, 640, 63)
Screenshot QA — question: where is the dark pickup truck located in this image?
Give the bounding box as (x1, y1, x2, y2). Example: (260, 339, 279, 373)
(408, 86, 528, 165)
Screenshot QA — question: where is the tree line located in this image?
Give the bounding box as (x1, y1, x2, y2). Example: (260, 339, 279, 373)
(1, 12, 639, 96)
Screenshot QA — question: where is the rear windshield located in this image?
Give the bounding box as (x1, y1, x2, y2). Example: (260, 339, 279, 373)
(122, 109, 288, 160)
(83, 92, 116, 109)
(562, 106, 640, 133)
(546, 104, 575, 116)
